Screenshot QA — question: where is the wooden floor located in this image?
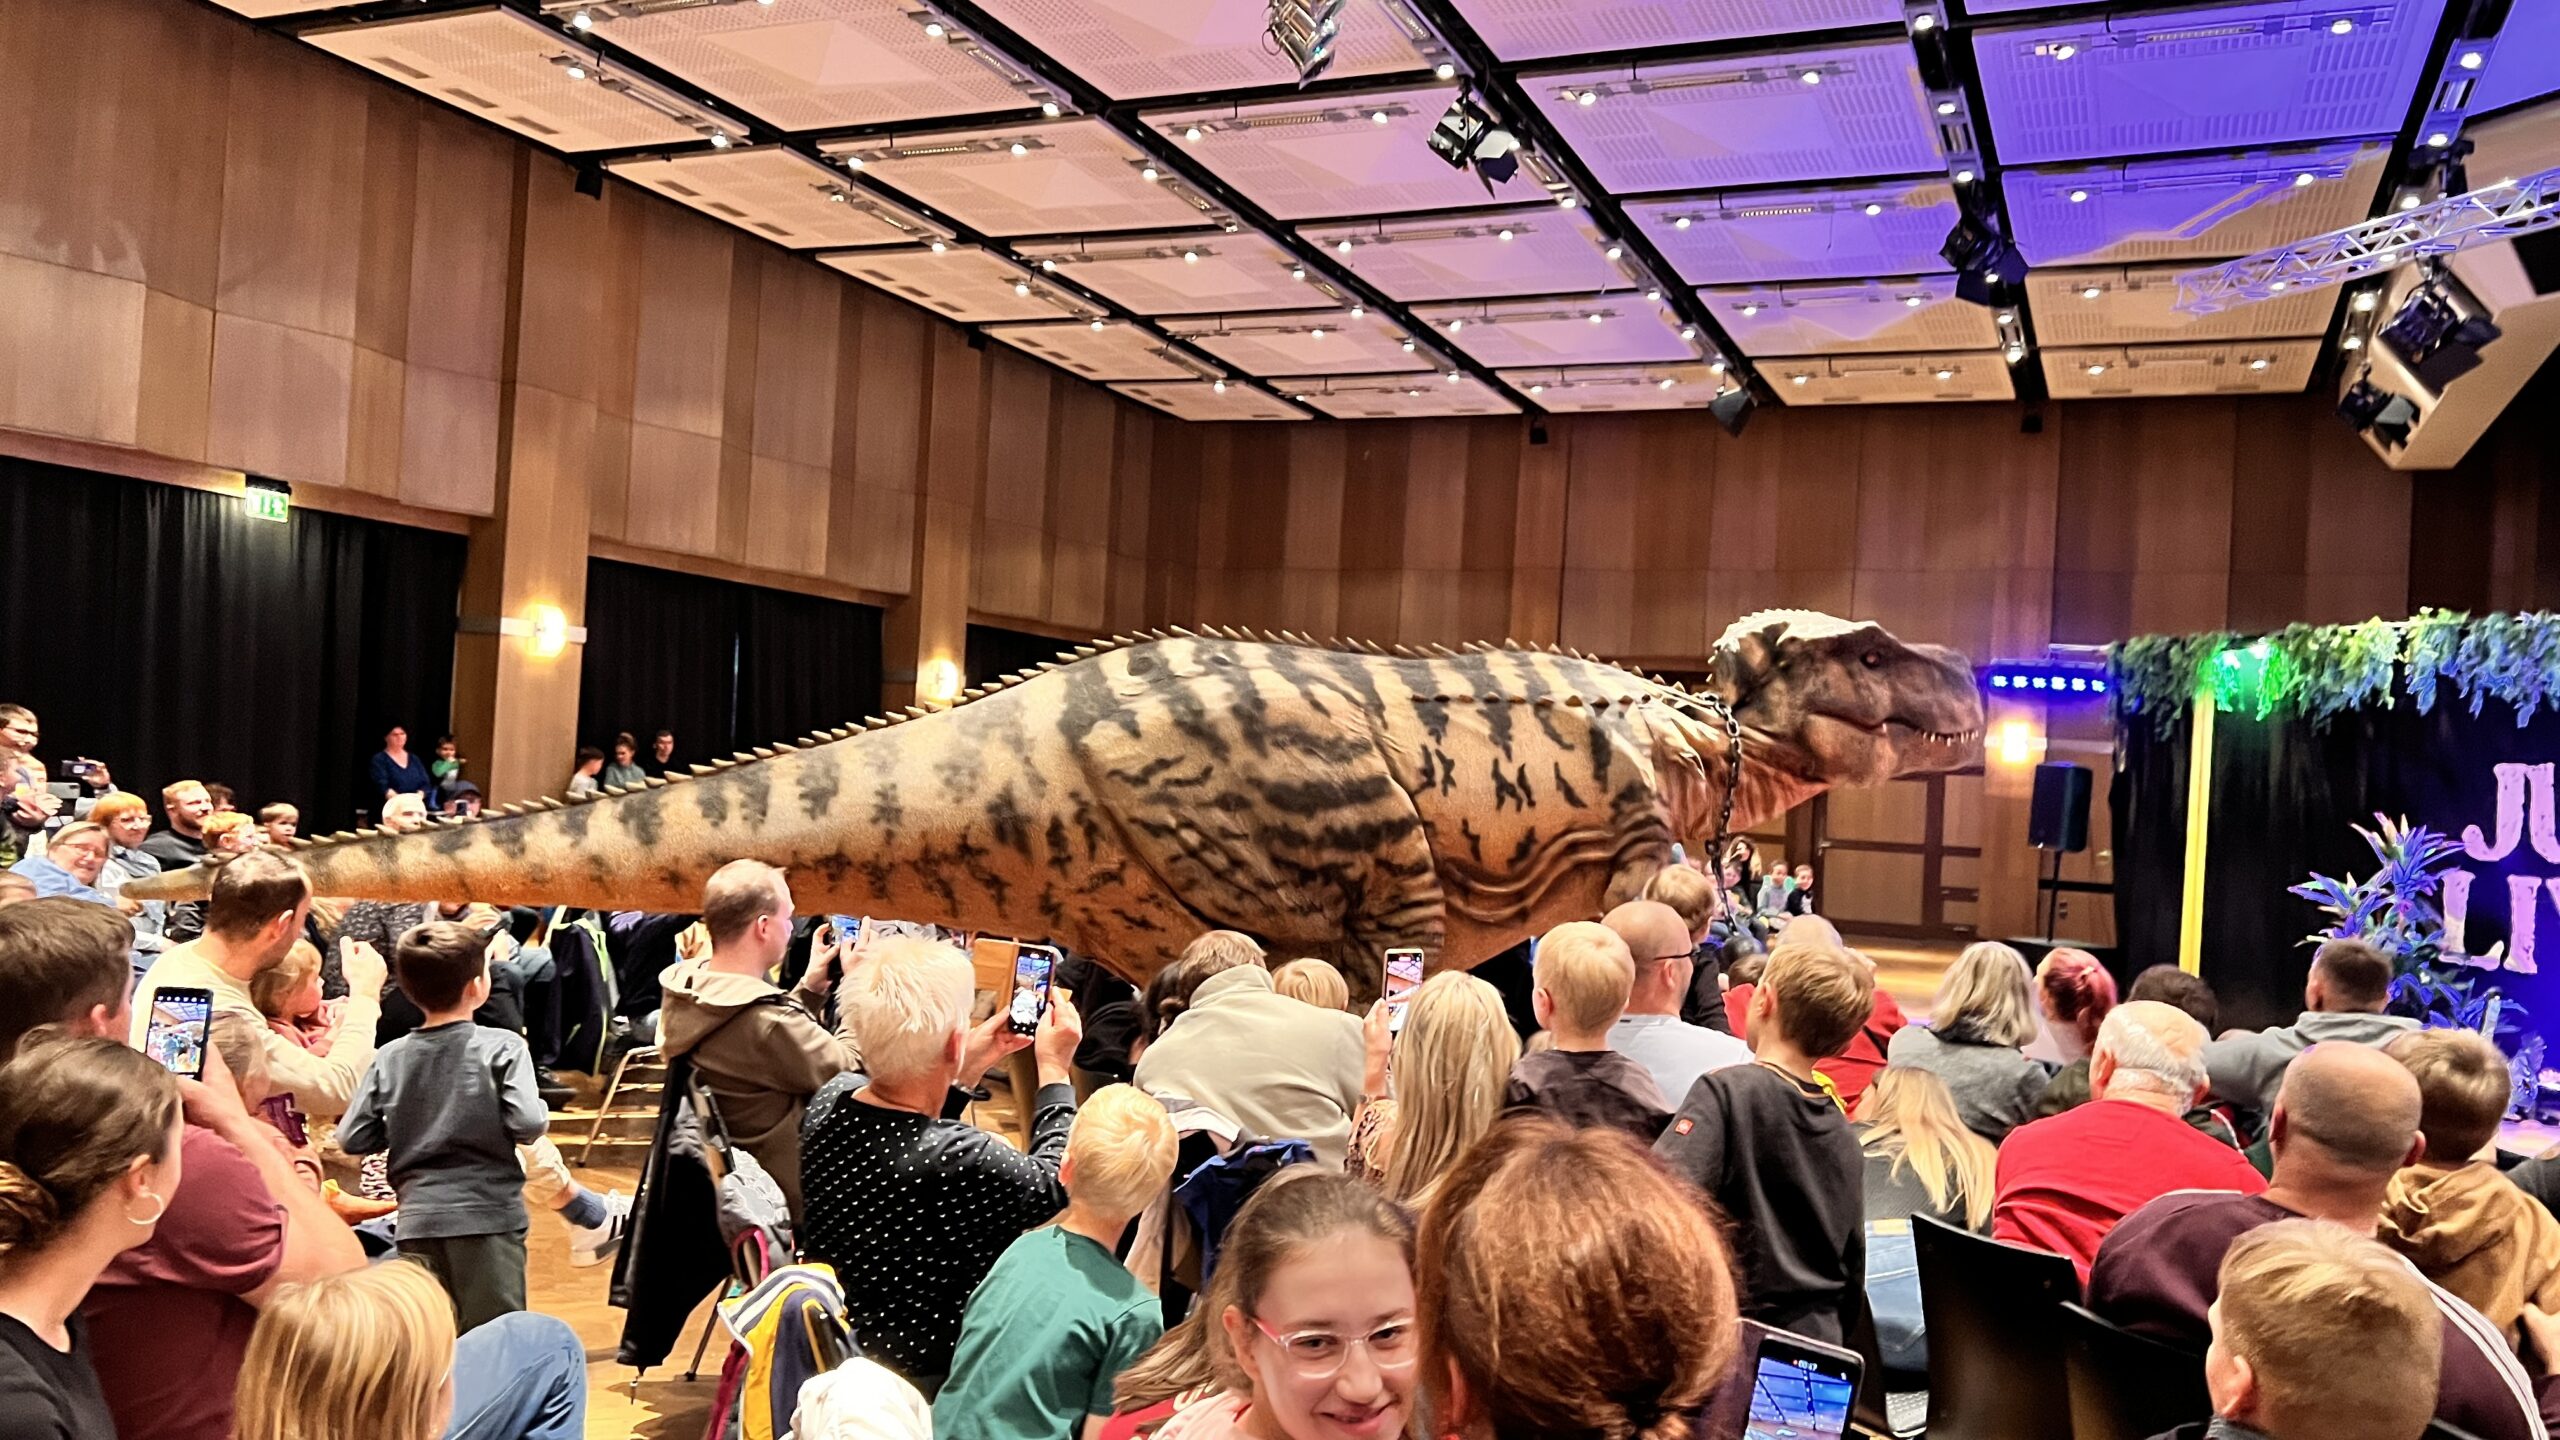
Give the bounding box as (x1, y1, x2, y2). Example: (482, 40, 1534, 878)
(542, 934, 1963, 1437)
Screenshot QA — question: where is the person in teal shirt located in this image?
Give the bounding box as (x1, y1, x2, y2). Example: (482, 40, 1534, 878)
(934, 1086, 1178, 1440)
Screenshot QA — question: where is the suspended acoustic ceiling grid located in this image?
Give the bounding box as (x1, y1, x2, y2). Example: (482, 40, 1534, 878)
(241, 0, 2553, 418)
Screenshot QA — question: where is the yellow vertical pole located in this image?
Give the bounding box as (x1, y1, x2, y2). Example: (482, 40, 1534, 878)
(2177, 687, 2217, 976)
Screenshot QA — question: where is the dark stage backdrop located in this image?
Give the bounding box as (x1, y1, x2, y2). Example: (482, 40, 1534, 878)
(2115, 697, 2560, 1033)
(0, 458, 465, 828)
(965, 622, 1075, 689)
(578, 559, 883, 768)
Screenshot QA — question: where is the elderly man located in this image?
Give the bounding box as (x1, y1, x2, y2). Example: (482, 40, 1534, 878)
(798, 937, 1081, 1393)
(2204, 938, 2419, 1118)
(2092, 1044, 2559, 1440)
(1603, 899, 1750, 1103)
(1991, 1000, 2267, 1278)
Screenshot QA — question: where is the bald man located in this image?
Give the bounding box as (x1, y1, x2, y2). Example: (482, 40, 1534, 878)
(1604, 900, 1750, 1103)
(2092, 1044, 2557, 1440)
(1992, 1002, 2268, 1278)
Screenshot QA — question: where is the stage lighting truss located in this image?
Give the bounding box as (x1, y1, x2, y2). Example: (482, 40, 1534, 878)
(2175, 165, 2560, 314)
(1984, 661, 2110, 698)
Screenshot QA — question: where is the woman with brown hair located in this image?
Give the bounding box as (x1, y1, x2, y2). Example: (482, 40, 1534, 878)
(1107, 1169, 1418, 1440)
(1417, 1113, 1741, 1440)
(0, 1036, 186, 1439)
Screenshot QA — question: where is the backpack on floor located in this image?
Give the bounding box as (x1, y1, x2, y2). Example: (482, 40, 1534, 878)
(703, 1261, 855, 1440)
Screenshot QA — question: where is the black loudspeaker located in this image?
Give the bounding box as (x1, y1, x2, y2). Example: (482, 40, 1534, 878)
(2029, 762, 2091, 853)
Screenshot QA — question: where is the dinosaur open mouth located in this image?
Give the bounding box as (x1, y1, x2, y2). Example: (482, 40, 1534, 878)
(1884, 721, 1981, 748)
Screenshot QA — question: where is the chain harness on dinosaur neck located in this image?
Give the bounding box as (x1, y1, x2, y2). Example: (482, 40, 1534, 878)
(1660, 686, 1747, 921)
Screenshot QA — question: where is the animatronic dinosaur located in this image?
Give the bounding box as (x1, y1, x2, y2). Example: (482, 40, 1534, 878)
(132, 610, 1984, 984)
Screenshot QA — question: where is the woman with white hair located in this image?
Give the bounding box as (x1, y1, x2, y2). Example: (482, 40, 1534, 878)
(797, 937, 1086, 1395)
(1886, 941, 2050, 1143)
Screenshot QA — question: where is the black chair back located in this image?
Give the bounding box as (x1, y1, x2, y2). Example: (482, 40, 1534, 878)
(2424, 1424, 2486, 1440)
(1912, 1213, 2079, 1440)
(2060, 1302, 2210, 1440)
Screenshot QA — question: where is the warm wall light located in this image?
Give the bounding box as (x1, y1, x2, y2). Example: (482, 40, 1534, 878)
(1995, 719, 2039, 766)
(918, 657, 962, 707)
(529, 605, 569, 659)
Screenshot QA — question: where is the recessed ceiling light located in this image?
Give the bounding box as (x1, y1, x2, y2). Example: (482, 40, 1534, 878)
(708, 131, 732, 149)
(1645, 289, 1660, 301)
(1708, 358, 1726, 373)
(1401, 339, 1416, 352)
(1212, 380, 1227, 393)
(1435, 62, 1456, 80)
(1680, 326, 1696, 340)
(1447, 371, 1462, 383)
(1865, 202, 1884, 216)
(1557, 195, 1577, 209)
(2005, 345, 2026, 362)
(2081, 285, 2101, 299)
(2293, 171, 2316, 187)
(929, 240, 946, 253)
(1605, 245, 1622, 261)
(1906, 295, 1926, 307)
(1578, 90, 1598, 106)
(2068, 189, 2089, 203)
(845, 156, 865, 170)
(1658, 377, 1677, 389)
(569, 9, 592, 29)
(1371, 111, 1389, 125)
(2427, 132, 2451, 148)
(1336, 239, 1353, 253)
(1529, 383, 1545, 394)
(1790, 374, 1809, 385)
(1140, 166, 1159, 182)
(1296, 394, 1310, 402)
(1009, 142, 1028, 156)
(2268, 280, 2287, 292)
(1040, 259, 1056, 271)
(826, 188, 845, 203)
(2086, 363, 2106, 375)
(1013, 282, 1030, 296)
(1674, 216, 1692, 230)
(564, 62, 587, 80)
(1090, 319, 1106, 331)
(1497, 228, 1514, 241)
(1041, 102, 1060, 118)
(1740, 304, 1760, 316)
(1912, 13, 1935, 30)
(2341, 333, 2364, 349)
(2352, 291, 2379, 312)
(2460, 51, 2484, 70)
(2399, 194, 2422, 210)
(2052, 42, 2076, 59)
(923, 21, 945, 37)
(1935, 368, 1954, 380)
(1955, 168, 1976, 184)
(1935, 101, 1956, 116)
(1447, 319, 1464, 332)
(1799, 69, 1822, 85)
(1587, 312, 1603, 324)
(1406, 389, 1420, 397)
(1291, 267, 1306, 280)
(1996, 311, 2014, 324)
(1351, 305, 1363, 318)
(1310, 327, 1325, 339)
(2248, 357, 2270, 370)
(1184, 126, 1202, 142)
(2329, 17, 2354, 33)
(1182, 250, 1198, 263)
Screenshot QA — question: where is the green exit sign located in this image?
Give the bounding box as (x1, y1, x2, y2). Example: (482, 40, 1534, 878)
(243, 477, 291, 523)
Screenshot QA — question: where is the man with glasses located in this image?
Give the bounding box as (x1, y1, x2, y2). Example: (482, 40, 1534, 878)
(1603, 900, 1751, 1104)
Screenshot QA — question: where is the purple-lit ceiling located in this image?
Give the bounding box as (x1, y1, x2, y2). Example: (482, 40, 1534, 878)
(260, 0, 2554, 420)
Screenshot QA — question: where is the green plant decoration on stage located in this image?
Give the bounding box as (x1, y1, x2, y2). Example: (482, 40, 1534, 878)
(2110, 610, 2560, 735)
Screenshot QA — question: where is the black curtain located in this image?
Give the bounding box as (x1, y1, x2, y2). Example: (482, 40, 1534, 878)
(966, 622, 1075, 689)
(577, 558, 883, 769)
(0, 457, 465, 829)
(2114, 695, 2560, 1033)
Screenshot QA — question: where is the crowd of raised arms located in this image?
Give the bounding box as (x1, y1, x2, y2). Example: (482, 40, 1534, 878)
(6, 697, 2560, 1440)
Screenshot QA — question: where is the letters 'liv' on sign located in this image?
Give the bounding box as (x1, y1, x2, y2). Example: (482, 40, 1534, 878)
(2446, 761, 2560, 974)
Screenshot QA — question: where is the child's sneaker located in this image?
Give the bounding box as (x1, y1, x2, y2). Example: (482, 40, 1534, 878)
(569, 1190, 630, 1268)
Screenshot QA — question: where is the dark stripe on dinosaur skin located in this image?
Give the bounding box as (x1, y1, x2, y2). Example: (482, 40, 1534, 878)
(696, 784, 730, 826)
(1055, 655, 1142, 746)
(1509, 827, 1542, 867)
(796, 752, 843, 823)
(1044, 816, 1072, 873)
(987, 789, 1032, 857)
(1255, 773, 1395, 816)
(1259, 644, 1343, 719)
(559, 805, 595, 844)
(1318, 650, 1391, 727)
(430, 823, 473, 858)
(1211, 644, 1277, 757)
(735, 768, 772, 828)
(1551, 763, 1588, 810)
(488, 817, 531, 861)
(620, 791, 666, 850)
(1448, 653, 1512, 757)
(870, 783, 901, 830)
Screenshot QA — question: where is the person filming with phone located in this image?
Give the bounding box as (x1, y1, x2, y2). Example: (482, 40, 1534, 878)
(656, 858, 861, 1225)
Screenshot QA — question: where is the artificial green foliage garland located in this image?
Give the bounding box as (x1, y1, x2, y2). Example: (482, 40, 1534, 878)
(2109, 610, 2560, 734)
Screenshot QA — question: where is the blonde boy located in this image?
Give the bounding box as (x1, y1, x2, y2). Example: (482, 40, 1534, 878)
(2378, 1028, 2560, 1344)
(1271, 958, 1350, 1011)
(1502, 920, 1670, 1146)
(934, 1084, 1179, 1440)
(2202, 1219, 2440, 1440)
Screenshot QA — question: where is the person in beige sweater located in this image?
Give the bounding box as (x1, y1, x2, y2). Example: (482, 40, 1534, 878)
(1132, 931, 1365, 1166)
(656, 859, 859, 1223)
(2379, 1028, 2560, 1346)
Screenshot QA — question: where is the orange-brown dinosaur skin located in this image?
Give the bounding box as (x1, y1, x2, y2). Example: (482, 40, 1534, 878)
(130, 613, 1982, 988)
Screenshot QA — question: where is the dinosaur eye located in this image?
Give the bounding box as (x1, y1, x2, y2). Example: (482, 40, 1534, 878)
(1862, 650, 1883, 668)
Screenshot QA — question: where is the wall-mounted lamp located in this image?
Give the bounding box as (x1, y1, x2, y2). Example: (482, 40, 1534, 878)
(918, 657, 962, 707)
(1994, 718, 2040, 766)
(459, 605, 586, 659)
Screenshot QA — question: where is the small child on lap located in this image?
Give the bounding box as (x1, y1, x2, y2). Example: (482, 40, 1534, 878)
(338, 920, 550, 1331)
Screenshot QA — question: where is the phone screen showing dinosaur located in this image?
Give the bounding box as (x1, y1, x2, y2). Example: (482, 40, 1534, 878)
(144, 988, 213, 1080)
(1740, 1343, 1855, 1440)
(1384, 948, 1425, 1032)
(1008, 945, 1059, 1035)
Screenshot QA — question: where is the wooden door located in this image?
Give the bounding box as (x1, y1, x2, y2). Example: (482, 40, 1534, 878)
(1810, 768, 1984, 940)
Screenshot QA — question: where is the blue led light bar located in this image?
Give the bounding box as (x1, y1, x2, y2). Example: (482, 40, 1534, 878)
(1982, 661, 2110, 698)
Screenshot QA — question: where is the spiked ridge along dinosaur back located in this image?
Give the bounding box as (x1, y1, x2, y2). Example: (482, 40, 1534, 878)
(129, 611, 1984, 988)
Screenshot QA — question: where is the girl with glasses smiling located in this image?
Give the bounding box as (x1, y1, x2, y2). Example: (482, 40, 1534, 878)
(1108, 1170, 1417, 1440)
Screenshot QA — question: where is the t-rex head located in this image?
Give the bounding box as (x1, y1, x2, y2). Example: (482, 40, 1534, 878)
(1705, 610, 1985, 790)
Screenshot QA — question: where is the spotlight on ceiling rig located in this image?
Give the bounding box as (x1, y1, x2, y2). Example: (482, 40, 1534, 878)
(1940, 206, 2029, 307)
(2338, 376, 2419, 448)
(1267, 0, 1349, 85)
(2378, 264, 2502, 390)
(1426, 90, 1523, 194)
(1709, 384, 1756, 437)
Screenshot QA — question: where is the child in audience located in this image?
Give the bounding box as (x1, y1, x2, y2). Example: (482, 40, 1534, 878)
(201, 810, 257, 855)
(1105, 1169, 1416, 1440)
(208, 1013, 396, 1225)
(234, 1261, 456, 1440)
(252, 939, 339, 1054)
(1270, 959, 1350, 1012)
(935, 1085, 1179, 1440)
(337, 921, 550, 1331)
(2378, 1028, 2560, 1346)
(1720, 950, 1768, 1034)
(1503, 921, 1669, 1146)
(2152, 1219, 2440, 1440)
(1656, 941, 1874, 1344)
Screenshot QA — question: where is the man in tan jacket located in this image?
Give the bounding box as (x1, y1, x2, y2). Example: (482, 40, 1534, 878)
(1133, 931, 1365, 1167)
(657, 859, 858, 1222)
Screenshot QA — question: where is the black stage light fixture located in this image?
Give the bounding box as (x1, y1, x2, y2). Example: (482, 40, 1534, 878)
(2379, 266, 2502, 390)
(1940, 207, 2029, 307)
(2338, 377, 2419, 448)
(574, 160, 605, 199)
(1710, 384, 1756, 437)
(1267, 0, 1347, 85)
(1427, 91, 1523, 193)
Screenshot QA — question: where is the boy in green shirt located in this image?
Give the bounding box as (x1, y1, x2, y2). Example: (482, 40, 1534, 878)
(934, 1084, 1180, 1440)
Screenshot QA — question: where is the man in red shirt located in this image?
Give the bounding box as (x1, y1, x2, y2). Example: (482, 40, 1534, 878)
(1991, 1000, 2265, 1279)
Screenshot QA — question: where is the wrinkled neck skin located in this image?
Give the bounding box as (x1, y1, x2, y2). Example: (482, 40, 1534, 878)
(1655, 709, 1828, 845)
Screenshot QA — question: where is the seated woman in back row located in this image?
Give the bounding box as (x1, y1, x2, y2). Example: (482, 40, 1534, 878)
(1886, 941, 2049, 1143)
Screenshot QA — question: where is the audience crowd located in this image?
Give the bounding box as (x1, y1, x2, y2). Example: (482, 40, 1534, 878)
(4, 693, 2559, 1440)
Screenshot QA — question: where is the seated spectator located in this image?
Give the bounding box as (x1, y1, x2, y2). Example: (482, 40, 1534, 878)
(1127, 956, 1207, 1072)
(2146, 1220, 2443, 1440)
(647, 729, 682, 780)
(2090, 1044, 2552, 1440)
(90, 793, 167, 975)
(0, 872, 35, 909)
(1603, 901, 1750, 1104)
(1995, 1001, 2264, 1277)
(2379, 1028, 2560, 1346)
(800, 938, 1079, 1392)
(1644, 863, 1731, 1036)
(1857, 1066, 1997, 1373)
(1657, 941, 1873, 1343)
(934, 1085, 1179, 1440)
(656, 860, 859, 1222)
(1271, 959, 1349, 1012)
(565, 747, 605, 799)
(600, 733, 648, 790)
(233, 1258, 588, 1440)
(1887, 941, 2049, 1143)
(1348, 973, 1518, 1206)
(144, 780, 216, 945)
(370, 725, 432, 802)
(428, 734, 468, 808)
(1719, 950, 1767, 1036)
(2131, 964, 2221, 1034)
(252, 940, 338, 1054)
(0, 1036, 183, 1440)
(338, 922, 549, 1333)
(2029, 947, 2117, 1065)
(1504, 922, 1669, 1146)
(1135, 932, 1365, 1168)
(204, 783, 238, 816)
(200, 811, 257, 855)
(2205, 939, 2417, 1119)
(1816, 947, 1907, 1114)
(10, 821, 116, 906)
(133, 849, 387, 1119)
(0, 704, 59, 869)
(1423, 1113, 1740, 1440)
(0, 900, 136, 1063)
(2034, 1060, 2094, 1118)
(1110, 1169, 1416, 1440)
(254, 804, 298, 848)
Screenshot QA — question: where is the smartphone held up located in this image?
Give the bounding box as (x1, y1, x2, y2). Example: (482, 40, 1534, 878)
(1008, 943, 1062, 1036)
(143, 987, 213, 1080)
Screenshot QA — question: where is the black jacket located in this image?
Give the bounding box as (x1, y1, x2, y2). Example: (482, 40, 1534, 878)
(610, 1053, 730, 1370)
